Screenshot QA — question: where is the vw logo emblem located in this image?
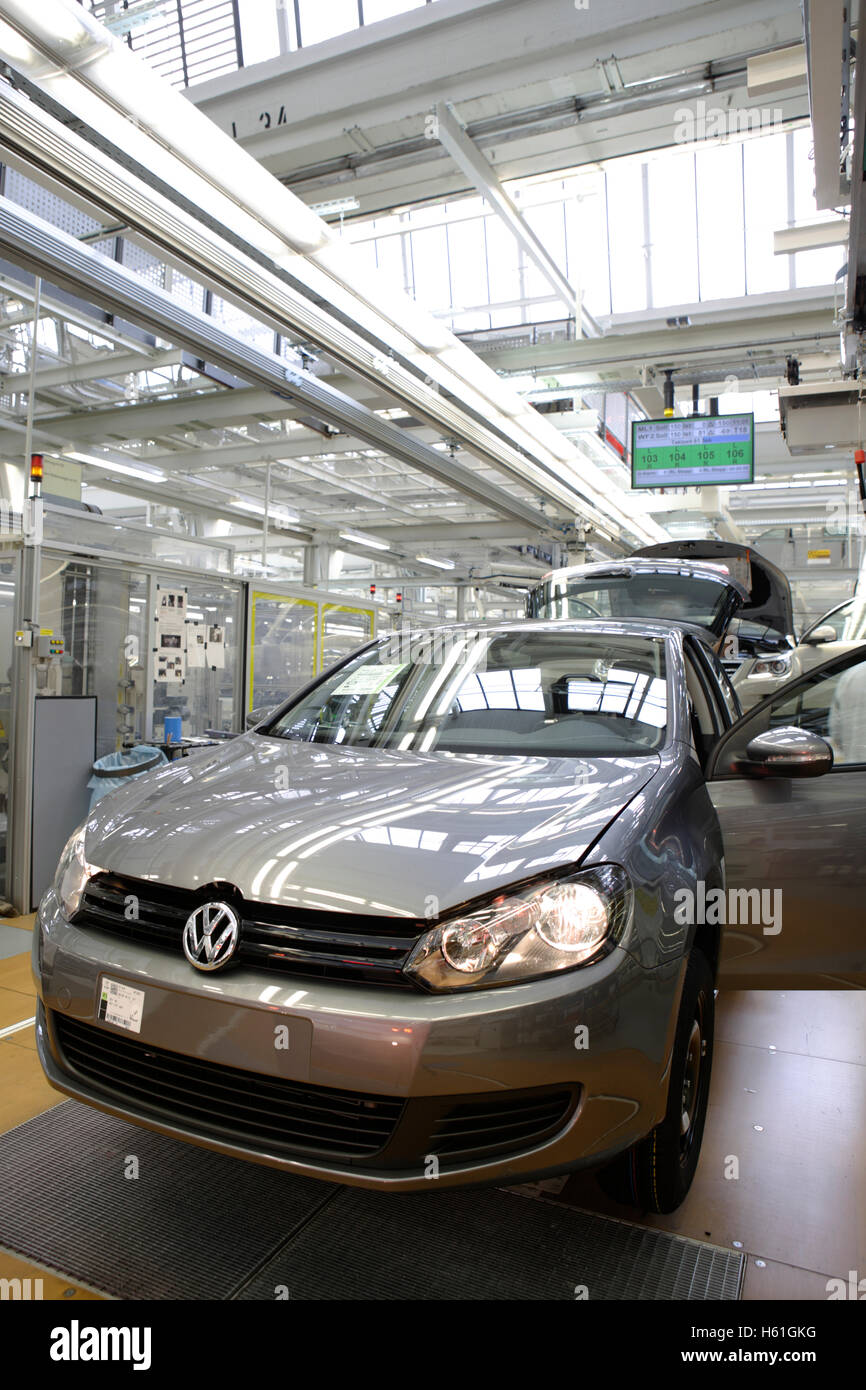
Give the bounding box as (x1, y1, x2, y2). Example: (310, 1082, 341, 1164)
(182, 901, 240, 972)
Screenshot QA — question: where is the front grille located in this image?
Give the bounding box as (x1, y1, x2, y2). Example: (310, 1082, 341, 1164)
(75, 872, 423, 987)
(50, 1011, 580, 1171)
(430, 1090, 576, 1162)
(52, 1013, 405, 1162)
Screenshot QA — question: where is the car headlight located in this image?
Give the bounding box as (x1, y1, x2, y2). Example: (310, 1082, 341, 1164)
(53, 824, 101, 919)
(403, 864, 632, 992)
(750, 654, 792, 678)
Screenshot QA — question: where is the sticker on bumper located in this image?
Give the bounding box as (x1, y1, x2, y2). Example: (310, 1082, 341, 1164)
(98, 978, 144, 1034)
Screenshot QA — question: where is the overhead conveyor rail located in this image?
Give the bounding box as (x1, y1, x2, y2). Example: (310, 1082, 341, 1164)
(0, 199, 557, 534)
(0, 0, 665, 550)
(0, 80, 594, 537)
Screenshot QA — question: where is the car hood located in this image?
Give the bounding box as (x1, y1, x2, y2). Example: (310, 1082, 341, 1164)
(83, 735, 660, 918)
(632, 541, 794, 639)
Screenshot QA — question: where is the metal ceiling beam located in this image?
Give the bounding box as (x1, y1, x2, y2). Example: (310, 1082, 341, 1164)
(275, 96, 809, 222)
(188, 448, 428, 520)
(0, 362, 435, 532)
(773, 219, 849, 254)
(0, 11, 666, 546)
(274, 69, 750, 202)
(139, 437, 454, 517)
(70, 469, 314, 538)
(747, 43, 808, 95)
(189, 0, 802, 165)
(143, 436, 373, 469)
(366, 520, 541, 543)
(142, 433, 454, 481)
(0, 196, 557, 534)
(0, 47, 640, 546)
(265, 459, 423, 518)
(0, 346, 183, 391)
(0, 271, 158, 354)
(471, 307, 838, 375)
(433, 101, 593, 333)
(32, 387, 306, 443)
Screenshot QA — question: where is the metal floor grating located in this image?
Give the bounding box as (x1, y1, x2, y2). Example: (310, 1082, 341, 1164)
(237, 1187, 744, 1301)
(0, 1103, 330, 1300)
(0, 1103, 743, 1300)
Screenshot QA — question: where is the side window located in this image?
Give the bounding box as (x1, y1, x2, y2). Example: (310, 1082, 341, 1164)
(769, 662, 866, 765)
(802, 601, 851, 642)
(828, 609, 850, 640)
(714, 650, 866, 773)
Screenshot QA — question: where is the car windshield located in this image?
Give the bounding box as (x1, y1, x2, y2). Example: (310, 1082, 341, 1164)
(527, 572, 731, 631)
(265, 630, 668, 757)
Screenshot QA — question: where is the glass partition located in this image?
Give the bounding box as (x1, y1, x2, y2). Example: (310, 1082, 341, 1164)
(249, 591, 379, 717)
(40, 554, 146, 760)
(40, 553, 243, 756)
(320, 603, 375, 670)
(249, 592, 318, 715)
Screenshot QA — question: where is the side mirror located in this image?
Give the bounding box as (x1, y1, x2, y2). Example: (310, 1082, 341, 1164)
(802, 624, 837, 645)
(742, 726, 833, 778)
(245, 705, 275, 730)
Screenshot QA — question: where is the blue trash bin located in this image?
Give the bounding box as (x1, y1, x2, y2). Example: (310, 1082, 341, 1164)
(87, 745, 168, 810)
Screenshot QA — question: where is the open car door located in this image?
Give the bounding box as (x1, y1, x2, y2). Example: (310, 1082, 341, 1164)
(706, 645, 866, 989)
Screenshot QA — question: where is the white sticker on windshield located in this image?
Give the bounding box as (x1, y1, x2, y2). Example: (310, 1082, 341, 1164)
(333, 663, 407, 696)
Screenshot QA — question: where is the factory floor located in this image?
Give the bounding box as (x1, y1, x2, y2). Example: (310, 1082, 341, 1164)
(0, 914, 862, 1301)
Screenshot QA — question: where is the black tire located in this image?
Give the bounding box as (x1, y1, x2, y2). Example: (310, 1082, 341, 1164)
(598, 948, 714, 1213)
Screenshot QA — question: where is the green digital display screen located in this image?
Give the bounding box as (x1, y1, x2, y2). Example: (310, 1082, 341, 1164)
(631, 414, 754, 489)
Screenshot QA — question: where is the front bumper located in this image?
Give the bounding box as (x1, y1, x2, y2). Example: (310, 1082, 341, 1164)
(34, 888, 683, 1190)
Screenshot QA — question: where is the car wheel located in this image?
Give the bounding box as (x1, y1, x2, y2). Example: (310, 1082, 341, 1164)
(598, 947, 714, 1213)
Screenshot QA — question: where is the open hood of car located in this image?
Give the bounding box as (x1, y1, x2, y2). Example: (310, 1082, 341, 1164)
(527, 556, 748, 640)
(631, 541, 794, 640)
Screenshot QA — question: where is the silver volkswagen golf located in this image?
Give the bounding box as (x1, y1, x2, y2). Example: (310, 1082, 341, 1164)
(34, 611, 866, 1212)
